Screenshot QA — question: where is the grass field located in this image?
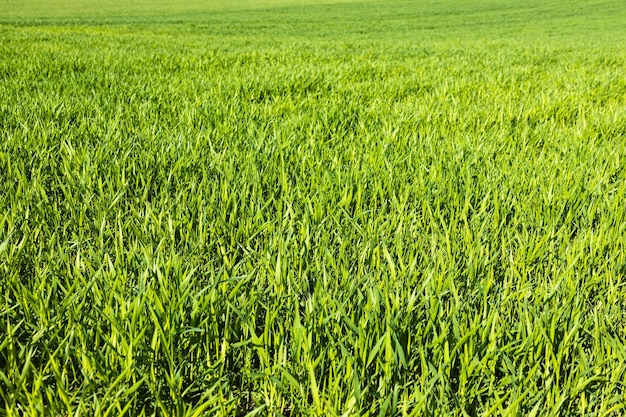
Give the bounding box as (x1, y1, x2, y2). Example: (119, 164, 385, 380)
(1, 0, 626, 415)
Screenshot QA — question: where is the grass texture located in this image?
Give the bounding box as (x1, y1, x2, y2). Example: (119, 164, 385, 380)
(1, 0, 626, 415)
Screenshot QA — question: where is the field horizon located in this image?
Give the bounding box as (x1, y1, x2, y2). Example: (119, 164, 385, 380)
(2, 0, 626, 41)
(1, 0, 626, 415)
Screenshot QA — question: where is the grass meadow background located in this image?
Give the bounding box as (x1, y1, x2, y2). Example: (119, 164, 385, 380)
(1, 0, 626, 415)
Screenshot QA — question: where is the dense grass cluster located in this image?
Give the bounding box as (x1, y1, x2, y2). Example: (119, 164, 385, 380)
(1, 0, 626, 415)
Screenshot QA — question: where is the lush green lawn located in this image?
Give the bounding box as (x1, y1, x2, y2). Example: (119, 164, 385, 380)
(1, 0, 625, 415)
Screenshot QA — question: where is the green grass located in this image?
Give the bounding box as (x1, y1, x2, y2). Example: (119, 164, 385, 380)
(1, 0, 626, 415)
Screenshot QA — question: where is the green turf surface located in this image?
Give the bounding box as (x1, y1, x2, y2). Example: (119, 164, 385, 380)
(1, 0, 626, 415)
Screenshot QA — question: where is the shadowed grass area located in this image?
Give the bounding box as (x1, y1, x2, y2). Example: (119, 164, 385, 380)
(1, 0, 626, 415)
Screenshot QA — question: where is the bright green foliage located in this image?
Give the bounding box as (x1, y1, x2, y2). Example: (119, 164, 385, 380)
(1, 0, 626, 415)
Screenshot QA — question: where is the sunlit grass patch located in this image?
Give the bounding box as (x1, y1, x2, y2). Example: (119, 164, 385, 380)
(1, 0, 626, 415)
